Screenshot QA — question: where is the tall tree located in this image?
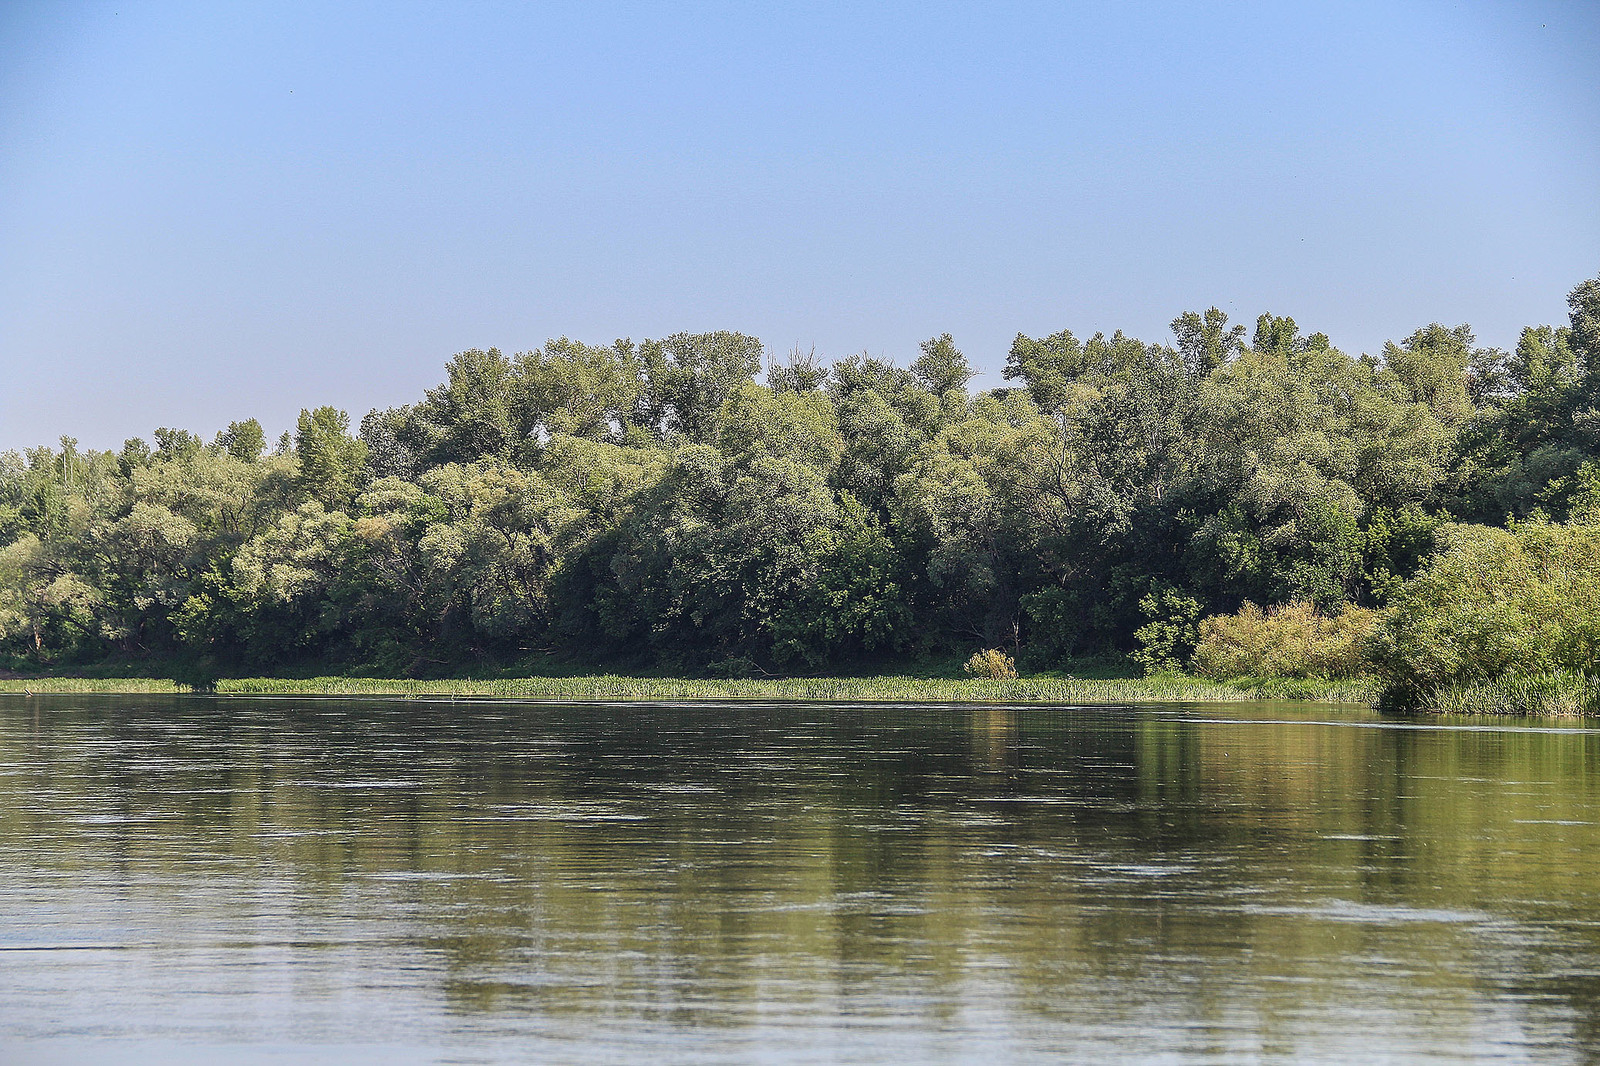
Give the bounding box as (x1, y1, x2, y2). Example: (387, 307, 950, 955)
(296, 407, 368, 511)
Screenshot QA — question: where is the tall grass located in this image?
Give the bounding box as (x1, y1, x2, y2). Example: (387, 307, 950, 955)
(1415, 672, 1600, 717)
(0, 677, 182, 693)
(213, 673, 1375, 702)
(0, 672, 1378, 703)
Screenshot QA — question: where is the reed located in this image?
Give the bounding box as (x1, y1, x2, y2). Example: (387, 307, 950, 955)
(0, 677, 183, 694)
(0, 672, 1377, 703)
(1417, 672, 1600, 717)
(214, 673, 1375, 703)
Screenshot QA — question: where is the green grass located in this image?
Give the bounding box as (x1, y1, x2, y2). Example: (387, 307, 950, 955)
(0, 677, 183, 693)
(0, 672, 1378, 703)
(1410, 671, 1600, 717)
(15, 669, 1597, 716)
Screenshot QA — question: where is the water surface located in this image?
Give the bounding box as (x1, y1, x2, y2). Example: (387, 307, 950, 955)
(1, 695, 1598, 1063)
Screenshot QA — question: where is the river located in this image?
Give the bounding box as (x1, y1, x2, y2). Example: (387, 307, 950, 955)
(1, 695, 1597, 1063)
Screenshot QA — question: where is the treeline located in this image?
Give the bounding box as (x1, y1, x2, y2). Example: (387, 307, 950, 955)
(3, 274, 1598, 700)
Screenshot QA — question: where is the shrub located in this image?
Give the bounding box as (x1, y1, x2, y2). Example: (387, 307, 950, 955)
(1193, 600, 1377, 680)
(964, 648, 1018, 679)
(1372, 519, 1600, 701)
(1131, 586, 1203, 674)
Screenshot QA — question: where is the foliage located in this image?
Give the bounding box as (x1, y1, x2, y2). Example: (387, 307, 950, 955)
(1413, 671, 1600, 717)
(296, 406, 368, 509)
(1131, 586, 1204, 674)
(1193, 600, 1377, 680)
(1372, 519, 1600, 702)
(2, 270, 1598, 706)
(963, 648, 1018, 679)
(0, 672, 1373, 704)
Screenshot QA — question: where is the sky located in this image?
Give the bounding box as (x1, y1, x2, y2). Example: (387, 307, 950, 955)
(1, 1, 1597, 452)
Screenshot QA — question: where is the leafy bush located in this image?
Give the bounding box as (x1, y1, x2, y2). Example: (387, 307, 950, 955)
(963, 648, 1018, 679)
(1193, 600, 1377, 680)
(1131, 587, 1203, 674)
(1372, 519, 1600, 701)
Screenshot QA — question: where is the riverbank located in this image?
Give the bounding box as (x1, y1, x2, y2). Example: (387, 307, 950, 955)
(1407, 671, 1600, 717)
(6, 673, 1597, 714)
(0, 673, 1376, 703)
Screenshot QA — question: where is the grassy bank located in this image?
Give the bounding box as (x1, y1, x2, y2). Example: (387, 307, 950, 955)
(0, 677, 185, 694)
(0, 672, 1377, 703)
(1409, 672, 1600, 717)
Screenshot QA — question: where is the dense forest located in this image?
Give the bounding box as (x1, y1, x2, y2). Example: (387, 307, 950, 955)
(4, 273, 1599, 701)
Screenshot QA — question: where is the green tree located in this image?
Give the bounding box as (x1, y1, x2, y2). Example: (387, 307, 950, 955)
(1171, 307, 1245, 376)
(413, 348, 522, 464)
(767, 346, 828, 394)
(1131, 585, 1203, 674)
(296, 406, 369, 510)
(718, 382, 842, 471)
(637, 331, 765, 443)
(218, 419, 266, 463)
(516, 339, 643, 444)
(910, 333, 974, 396)
(1382, 323, 1476, 426)
(1451, 271, 1600, 522)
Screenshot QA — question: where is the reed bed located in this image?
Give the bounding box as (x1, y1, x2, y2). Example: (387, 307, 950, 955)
(213, 673, 1375, 703)
(1418, 672, 1600, 717)
(26, 671, 1600, 714)
(0, 677, 182, 693)
(0, 672, 1376, 703)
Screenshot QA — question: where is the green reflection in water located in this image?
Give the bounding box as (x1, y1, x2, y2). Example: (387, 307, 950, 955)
(0, 695, 1597, 1063)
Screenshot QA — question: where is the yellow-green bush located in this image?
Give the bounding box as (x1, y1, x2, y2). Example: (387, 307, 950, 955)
(963, 648, 1018, 680)
(1193, 600, 1377, 680)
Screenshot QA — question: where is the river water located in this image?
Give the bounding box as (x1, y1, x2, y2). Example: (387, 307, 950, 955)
(1, 696, 1598, 1064)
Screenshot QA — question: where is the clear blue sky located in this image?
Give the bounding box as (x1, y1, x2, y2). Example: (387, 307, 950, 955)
(2, 0, 1596, 451)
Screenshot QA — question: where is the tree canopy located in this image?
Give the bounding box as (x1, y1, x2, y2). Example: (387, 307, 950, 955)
(4, 276, 1598, 681)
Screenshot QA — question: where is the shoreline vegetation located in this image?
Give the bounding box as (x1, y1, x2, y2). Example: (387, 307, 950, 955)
(5, 273, 1600, 715)
(4, 672, 1597, 717)
(7, 673, 1595, 716)
(0, 672, 1375, 704)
